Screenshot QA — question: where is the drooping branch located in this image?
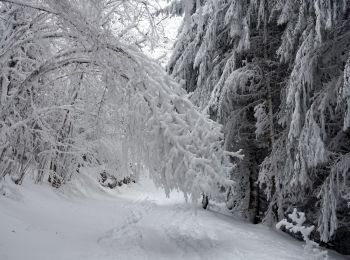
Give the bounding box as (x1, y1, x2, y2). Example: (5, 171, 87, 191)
(0, 0, 58, 14)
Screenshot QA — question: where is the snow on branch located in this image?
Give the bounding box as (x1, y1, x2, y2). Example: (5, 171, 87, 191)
(277, 208, 328, 260)
(0, 0, 237, 201)
(0, 0, 58, 14)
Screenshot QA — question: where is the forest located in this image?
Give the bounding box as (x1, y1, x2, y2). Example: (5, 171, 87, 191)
(0, 0, 349, 259)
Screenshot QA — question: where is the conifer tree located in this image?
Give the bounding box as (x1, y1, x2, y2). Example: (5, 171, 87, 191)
(166, 0, 350, 253)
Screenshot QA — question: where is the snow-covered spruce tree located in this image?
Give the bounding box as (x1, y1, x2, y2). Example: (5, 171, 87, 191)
(0, 0, 241, 203)
(167, 0, 286, 222)
(260, 1, 350, 253)
(167, 0, 350, 253)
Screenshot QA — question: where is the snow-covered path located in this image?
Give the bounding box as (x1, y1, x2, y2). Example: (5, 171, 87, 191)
(0, 175, 346, 260)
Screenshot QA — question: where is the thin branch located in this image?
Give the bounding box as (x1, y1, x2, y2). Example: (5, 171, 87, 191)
(0, 0, 59, 15)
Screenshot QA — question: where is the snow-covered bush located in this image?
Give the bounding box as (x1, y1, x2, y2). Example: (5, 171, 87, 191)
(277, 209, 328, 260)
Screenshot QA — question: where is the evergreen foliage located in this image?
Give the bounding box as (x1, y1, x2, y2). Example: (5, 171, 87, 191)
(166, 0, 350, 253)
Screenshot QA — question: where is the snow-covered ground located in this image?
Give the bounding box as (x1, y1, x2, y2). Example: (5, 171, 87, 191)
(0, 172, 347, 260)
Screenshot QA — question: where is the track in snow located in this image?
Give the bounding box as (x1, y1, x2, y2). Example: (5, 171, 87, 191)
(0, 175, 346, 260)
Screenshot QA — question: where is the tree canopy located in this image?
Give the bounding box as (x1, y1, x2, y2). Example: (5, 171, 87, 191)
(0, 0, 242, 203)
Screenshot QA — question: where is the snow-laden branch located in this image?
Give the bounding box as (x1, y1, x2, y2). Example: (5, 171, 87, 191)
(0, 0, 58, 14)
(0, 0, 239, 201)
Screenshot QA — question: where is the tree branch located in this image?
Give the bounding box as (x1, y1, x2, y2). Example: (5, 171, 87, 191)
(0, 0, 59, 15)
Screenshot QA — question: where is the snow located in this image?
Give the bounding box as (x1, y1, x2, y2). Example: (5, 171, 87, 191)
(142, 14, 183, 66)
(0, 172, 347, 260)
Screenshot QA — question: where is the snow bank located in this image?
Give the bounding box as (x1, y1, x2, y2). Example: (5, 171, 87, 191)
(0, 175, 346, 260)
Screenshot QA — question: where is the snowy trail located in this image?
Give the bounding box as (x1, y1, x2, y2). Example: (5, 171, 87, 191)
(0, 175, 347, 260)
